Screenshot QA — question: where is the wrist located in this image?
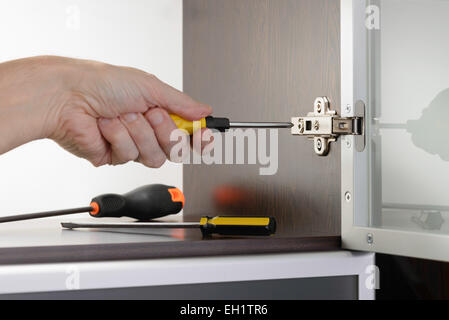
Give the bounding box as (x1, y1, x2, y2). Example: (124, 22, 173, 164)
(0, 56, 74, 153)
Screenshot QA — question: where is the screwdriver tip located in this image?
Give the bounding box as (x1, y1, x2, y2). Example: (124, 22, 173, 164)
(61, 222, 75, 229)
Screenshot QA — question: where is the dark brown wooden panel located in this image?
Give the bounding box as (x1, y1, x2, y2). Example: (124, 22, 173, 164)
(183, 0, 341, 237)
(0, 235, 341, 265)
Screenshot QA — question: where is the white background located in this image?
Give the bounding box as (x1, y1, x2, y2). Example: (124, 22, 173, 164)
(0, 0, 183, 217)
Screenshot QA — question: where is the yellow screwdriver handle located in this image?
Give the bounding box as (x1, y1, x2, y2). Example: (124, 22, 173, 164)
(169, 114, 206, 135)
(199, 216, 276, 237)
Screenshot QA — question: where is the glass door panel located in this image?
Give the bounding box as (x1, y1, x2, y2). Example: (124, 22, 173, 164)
(342, 0, 449, 261)
(365, 0, 449, 233)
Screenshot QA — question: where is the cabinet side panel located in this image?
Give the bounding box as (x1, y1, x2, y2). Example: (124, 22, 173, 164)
(183, 0, 341, 236)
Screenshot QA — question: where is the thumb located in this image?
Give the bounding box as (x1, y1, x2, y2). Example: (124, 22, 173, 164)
(142, 74, 212, 121)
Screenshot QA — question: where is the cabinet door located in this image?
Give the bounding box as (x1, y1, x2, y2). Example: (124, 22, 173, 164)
(183, 0, 341, 237)
(342, 0, 449, 261)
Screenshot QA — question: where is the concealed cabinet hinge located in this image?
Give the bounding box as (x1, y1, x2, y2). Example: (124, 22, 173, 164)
(291, 97, 365, 156)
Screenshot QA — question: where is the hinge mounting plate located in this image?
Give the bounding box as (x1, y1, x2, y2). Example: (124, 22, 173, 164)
(291, 97, 365, 156)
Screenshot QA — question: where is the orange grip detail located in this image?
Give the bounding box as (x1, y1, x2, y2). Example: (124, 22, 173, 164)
(90, 202, 100, 215)
(168, 188, 185, 207)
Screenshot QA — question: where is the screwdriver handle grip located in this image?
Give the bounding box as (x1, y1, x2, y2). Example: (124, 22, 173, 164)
(199, 216, 276, 237)
(169, 115, 206, 135)
(89, 184, 184, 220)
(169, 115, 230, 134)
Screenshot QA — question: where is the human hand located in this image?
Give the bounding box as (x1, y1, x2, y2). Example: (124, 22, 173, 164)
(0, 56, 212, 167)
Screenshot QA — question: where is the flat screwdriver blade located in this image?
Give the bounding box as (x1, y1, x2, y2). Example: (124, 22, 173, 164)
(229, 121, 293, 129)
(62, 221, 201, 229)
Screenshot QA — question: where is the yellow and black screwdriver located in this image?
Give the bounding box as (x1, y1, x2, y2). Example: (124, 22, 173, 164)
(170, 115, 293, 135)
(61, 216, 276, 237)
(0, 184, 185, 223)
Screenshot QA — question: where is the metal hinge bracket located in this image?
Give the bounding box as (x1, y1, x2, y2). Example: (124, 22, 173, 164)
(291, 97, 365, 156)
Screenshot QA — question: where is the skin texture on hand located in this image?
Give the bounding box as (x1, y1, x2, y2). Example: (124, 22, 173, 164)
(0, 56, 212, 167)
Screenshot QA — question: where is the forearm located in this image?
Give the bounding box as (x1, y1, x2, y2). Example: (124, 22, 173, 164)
(0, 56, 70, 154)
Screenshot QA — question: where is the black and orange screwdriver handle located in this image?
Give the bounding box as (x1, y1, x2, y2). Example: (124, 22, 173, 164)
(89, 184, 184, 220)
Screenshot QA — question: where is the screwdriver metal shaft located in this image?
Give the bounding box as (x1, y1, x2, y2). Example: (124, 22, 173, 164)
(229, 121, 293, 129)
(0, 206, 93, 223)
(62, 221, 200, 229)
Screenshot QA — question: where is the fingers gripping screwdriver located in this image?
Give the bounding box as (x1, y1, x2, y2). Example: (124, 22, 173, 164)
(62, 216, 277, 237)
(0, 184, 184, 223)
(170, 115, 293, 135)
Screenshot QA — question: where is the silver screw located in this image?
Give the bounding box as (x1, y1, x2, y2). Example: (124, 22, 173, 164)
(345, 137, 351, 149)
(367, 233, 374, 245)
(313, 120, 320, 131)
(345, 104, 352, 114)
(316, 139, 322, 151)
(345, 191, 351, 202)
(317, 102, 322, 113)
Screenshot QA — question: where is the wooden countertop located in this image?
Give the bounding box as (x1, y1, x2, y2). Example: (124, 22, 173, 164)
(0, 218, 341, 265)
